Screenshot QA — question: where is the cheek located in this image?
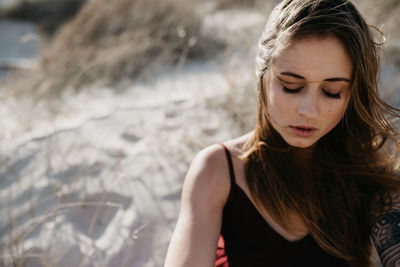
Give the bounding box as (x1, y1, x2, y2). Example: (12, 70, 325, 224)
(323, 101, 348, 127)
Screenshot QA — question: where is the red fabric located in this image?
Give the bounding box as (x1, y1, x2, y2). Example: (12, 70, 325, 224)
(215, 235, 229, 267)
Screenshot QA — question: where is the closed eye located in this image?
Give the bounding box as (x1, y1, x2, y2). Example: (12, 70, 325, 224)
(282, 85, 303, 94)
(322, 90, 341, 99)
(282, 85, 343, 100)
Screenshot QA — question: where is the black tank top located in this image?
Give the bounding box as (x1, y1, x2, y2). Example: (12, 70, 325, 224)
(215, 142, 349, 267)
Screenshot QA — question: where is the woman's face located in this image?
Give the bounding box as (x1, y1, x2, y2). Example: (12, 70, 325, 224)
(265, 35, 352, 148)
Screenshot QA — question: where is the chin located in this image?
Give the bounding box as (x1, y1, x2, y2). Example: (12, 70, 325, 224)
(285, 138, 317, 149)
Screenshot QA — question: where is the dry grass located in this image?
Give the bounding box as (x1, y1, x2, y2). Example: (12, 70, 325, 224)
(0, 0, 86, 36)
(7, 0, 224, 99)
(0, 130, 131, 266)
(4, 0, 400, 100)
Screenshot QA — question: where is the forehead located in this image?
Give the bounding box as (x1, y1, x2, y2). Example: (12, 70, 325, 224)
(273, 35, 353, 81)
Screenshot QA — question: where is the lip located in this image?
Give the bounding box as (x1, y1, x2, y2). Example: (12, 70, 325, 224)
(290, 125, 317, 137)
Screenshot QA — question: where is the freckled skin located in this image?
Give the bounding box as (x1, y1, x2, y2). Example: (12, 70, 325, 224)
(265, 35, 352, 148)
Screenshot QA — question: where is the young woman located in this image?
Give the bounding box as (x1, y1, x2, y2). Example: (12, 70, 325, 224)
(164, 0, 400, 266)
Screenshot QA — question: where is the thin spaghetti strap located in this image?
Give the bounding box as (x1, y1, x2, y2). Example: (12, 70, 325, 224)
(218, 142, 236, 185)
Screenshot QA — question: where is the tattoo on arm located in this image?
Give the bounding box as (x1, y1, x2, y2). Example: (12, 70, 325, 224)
(372, 194, 400, 266)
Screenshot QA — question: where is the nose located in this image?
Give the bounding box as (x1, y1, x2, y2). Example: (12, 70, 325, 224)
(297, 90, 319, 119)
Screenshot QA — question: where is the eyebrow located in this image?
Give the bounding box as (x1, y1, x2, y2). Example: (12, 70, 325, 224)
(279, 71, 352, 82)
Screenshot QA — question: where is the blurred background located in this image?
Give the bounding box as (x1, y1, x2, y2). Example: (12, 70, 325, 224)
(0, 0, 399, 266)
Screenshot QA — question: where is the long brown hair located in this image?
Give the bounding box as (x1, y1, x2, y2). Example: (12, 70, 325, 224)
(241, 0, 400, 266)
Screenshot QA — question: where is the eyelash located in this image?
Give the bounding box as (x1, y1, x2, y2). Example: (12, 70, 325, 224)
(282, 86, 341, 99)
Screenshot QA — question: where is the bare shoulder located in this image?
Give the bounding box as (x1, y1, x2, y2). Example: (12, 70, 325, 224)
(164, 133, 255, 266)
(181, 143, 231, 210)
(182, 131, 254, 209)
(165, 143, 236, 267)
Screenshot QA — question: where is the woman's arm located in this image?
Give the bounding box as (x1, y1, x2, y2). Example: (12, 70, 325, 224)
(372, 193, 400, 266)
(164, 145, 230, 267)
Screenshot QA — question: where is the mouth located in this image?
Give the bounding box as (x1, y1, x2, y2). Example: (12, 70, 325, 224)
(290, 125, 317, 137)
